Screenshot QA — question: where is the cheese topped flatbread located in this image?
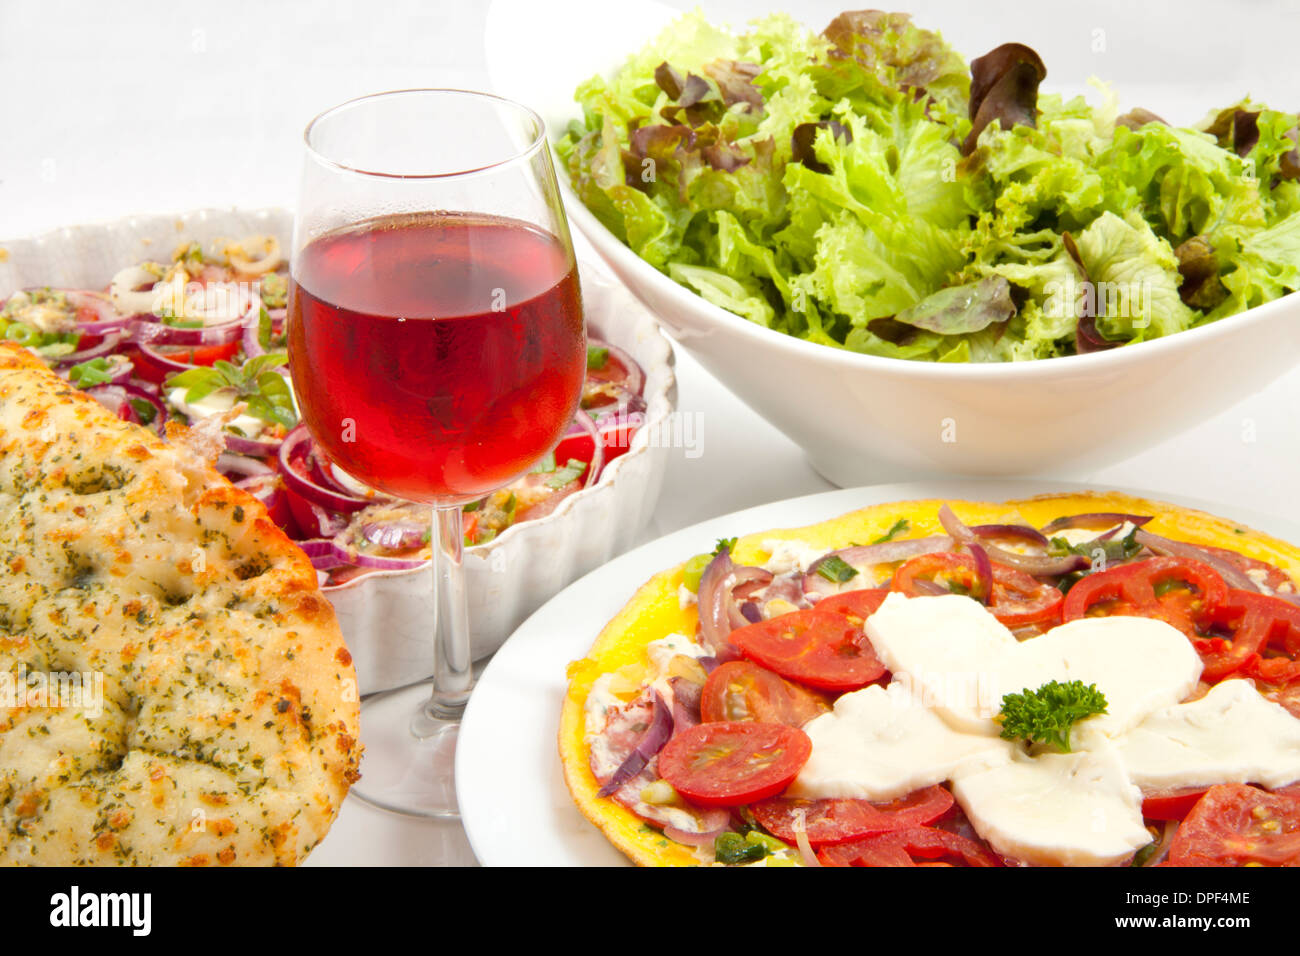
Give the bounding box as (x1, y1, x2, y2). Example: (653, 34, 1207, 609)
(0, 343, 360, 865)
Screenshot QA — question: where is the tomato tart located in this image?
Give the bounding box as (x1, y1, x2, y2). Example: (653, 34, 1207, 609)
(559, 493, 1300, 867)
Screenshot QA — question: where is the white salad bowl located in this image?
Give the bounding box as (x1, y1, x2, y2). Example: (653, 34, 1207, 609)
(0, 208, 676, 694)
(486, 0, 1300, 487)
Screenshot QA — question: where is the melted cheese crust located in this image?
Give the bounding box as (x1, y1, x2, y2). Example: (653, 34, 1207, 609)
(0, 344, 360, 865)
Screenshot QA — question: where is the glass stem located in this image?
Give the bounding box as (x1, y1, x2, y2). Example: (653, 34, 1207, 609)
(420, 504, 473, 726)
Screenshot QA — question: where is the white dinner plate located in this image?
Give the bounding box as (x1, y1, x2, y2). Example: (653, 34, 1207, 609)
(456, 480, 1300, 866)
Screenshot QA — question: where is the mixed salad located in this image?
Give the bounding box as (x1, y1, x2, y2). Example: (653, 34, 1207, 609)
(559, 9, 1300, 361)
(0, 237, 647, 585)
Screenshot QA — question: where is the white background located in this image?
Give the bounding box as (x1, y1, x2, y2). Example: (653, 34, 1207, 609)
(2, 0, 1298, 865)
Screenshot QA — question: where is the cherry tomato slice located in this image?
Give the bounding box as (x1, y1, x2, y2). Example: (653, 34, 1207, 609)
(127, 339, 242, 385)
(817, 826, 1002, 867)
(750, 786, 955, 847)
(1062, 557, 1228, 639)
(700, 661, 830, 727)
(656, 721, 811, 809)
(727, 593, 887, 693)
(1141, 787, 1210, 822)
(813, 588, 890, 625)
(1198, 589, 1300, 682)
(891, 553, 1063, 629)
(1201, 545, 1299, 596)
(1167, 783, 1300, 866)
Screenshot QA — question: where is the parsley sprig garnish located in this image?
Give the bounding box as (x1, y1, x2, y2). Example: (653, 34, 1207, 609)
(997, 680, 1108, 753)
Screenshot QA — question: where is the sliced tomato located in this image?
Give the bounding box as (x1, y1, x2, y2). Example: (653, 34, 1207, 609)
(462, 510, 482, 546)
(581, 348, 636, 411)
(1167, 783, 1300, 866)
(1202, 545, 1299, 596)
(891, 553, 1063, 629)
(751, 786, 955, 847)
(127, 339, 242, 385)
(1240, 652, 1300, 686)
(813, 588, 890, 625)
(656, 721, 810, 808)
(817, 826, 1002, 867)
(700, 661, 830, 727)
(727, 596, 887, 693)
(1062, 557, 1228, 639)
(552, 408, 642, 484)
(1141, 787, 1210, 822)
(1198, 589, 1300, 682)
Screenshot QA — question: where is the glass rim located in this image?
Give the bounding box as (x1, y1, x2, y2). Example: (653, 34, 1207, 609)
(302, 87, 548, 180)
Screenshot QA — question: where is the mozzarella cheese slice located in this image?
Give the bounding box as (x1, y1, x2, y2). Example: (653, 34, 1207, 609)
(996, 616, 1203, 747)
(789, 683, 1014, 801)
(793, 594, 1298, 866)
(1119, 678, 1300, 790)
(950, 742, 1152, 867)
(865, 593, 1020, 734)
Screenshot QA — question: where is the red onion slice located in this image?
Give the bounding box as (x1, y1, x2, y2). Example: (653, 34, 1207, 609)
(802, 536, 954, 600)
(587, 339, 645, 396)
(86, 383, 167, 434)
(133, 313, 248, 347)
(967, 543, 994, 604)
(222, 431, 284, 457)
(596, 692, 674, 798)
(296, 538, 349, 570)
(64, 290, 132, 334)
(661, 820, 731, 847)
(971, 523, 1050, 548)
(1040, 513, 1153, 534)
(668, 676, 702, 730)
(54, 329, 131, 366)
(234, 474, 285, 515)
(571, 408, 604, 488)
(939, 504, 1088, 577)
(217, 452, 274, 479)
(696, 548, 774, 652)
(1133, 530, 1260, 592)
(277, 425, 370, 514)
(137, 340, 207, 377)
(361, 520, 428, 552)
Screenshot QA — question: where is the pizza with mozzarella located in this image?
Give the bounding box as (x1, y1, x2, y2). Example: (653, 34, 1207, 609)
(560, 492, 1300, 866)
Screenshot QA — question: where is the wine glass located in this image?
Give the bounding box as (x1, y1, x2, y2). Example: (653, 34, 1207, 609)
(287, 89, 585, 817)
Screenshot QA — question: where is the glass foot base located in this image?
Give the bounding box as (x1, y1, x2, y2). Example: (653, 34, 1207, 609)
(350, 683, 461, 819)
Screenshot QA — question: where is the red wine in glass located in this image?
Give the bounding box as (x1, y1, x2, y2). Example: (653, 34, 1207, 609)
(288, 210, 585, 502)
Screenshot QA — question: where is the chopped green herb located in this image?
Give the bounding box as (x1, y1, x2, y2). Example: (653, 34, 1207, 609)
(715, 831, 768, 865)
(545, 458, 586, 489)
(68, 356, 123, 387)
(586, 345, 609, 370)
(1152, 578, 1186, 598)
(259, 272, 288, 309)
(1130, 839, 1159, 867)
(713, 537, 738, 556)
(872, 518, 910, 544)
(1049, 526, 1141, 565)
(817, 554, 860, 583)
(128, 398, 158, 425)
(997, 680, 1108, 752)
(682, 553, 713, 592)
